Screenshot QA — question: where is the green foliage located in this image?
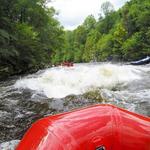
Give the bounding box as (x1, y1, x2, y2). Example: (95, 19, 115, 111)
(83, 15, 96, 31)
(62, 0, 150, 63)
(96, 34, 114, 60)
(0, 29, 10, 40)
(83, 30, 101, 61)
(101, 1, 114, 16)
(0, 0, 64, 78)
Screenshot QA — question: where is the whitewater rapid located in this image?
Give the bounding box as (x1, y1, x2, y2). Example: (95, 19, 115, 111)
(14, 63, 143, 98)
(0, 63, 150, 149)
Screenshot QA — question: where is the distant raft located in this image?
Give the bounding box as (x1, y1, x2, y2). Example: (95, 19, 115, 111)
(61, 62, 74, 67)
(130, 56, 150, 65)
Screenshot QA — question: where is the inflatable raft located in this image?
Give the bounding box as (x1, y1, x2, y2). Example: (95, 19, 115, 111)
(16, 104, 150, 150)
(130, 56, 150, 65)
(61, 62, 74, 67)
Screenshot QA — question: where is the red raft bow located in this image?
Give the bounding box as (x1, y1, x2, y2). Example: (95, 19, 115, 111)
(16, 104, 150, 150)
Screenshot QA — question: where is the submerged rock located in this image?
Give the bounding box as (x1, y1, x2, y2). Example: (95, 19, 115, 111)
(83, 89, 104, 102)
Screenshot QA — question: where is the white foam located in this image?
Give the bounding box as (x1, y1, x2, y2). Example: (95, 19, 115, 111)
(0, 140, 20, 150)
(14, 63, 142, 98)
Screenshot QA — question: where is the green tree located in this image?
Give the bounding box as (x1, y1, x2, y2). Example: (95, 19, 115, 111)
(96, 34, 114, 61)
(101, 1, 114, 16)
(83, 30, 101, 61)
(0, 0, 64, 78)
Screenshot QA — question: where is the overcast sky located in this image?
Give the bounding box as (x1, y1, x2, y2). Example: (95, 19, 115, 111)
(48, 0, 129, 30)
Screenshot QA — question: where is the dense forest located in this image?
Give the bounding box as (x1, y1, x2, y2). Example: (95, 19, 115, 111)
(0, 0, 64, 79)
(0, 0, 150, 79)
(58, 0, 150, 63)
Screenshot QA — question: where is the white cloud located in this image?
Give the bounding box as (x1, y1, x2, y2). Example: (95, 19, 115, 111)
(48, 0, 129, 30)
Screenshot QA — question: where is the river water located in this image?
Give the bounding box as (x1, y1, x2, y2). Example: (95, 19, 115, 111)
(0, 63, 150, 149)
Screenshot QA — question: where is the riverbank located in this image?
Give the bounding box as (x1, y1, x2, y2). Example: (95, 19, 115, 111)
(0, 63, 52, 80)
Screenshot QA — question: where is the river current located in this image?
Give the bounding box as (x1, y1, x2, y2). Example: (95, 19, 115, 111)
(0, 63, 150, 149)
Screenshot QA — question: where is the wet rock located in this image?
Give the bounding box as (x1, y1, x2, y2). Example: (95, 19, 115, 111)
(135, 101, 150, 117)
(19, 99, 51, 114)
(83, 89, 104, 102)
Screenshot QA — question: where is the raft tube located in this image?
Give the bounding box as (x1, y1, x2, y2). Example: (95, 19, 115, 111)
(16, 104, 150, 150)
(130, 56, 150, 65)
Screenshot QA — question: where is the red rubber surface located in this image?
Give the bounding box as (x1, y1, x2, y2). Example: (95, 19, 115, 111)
(16, 104, 150, 150)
